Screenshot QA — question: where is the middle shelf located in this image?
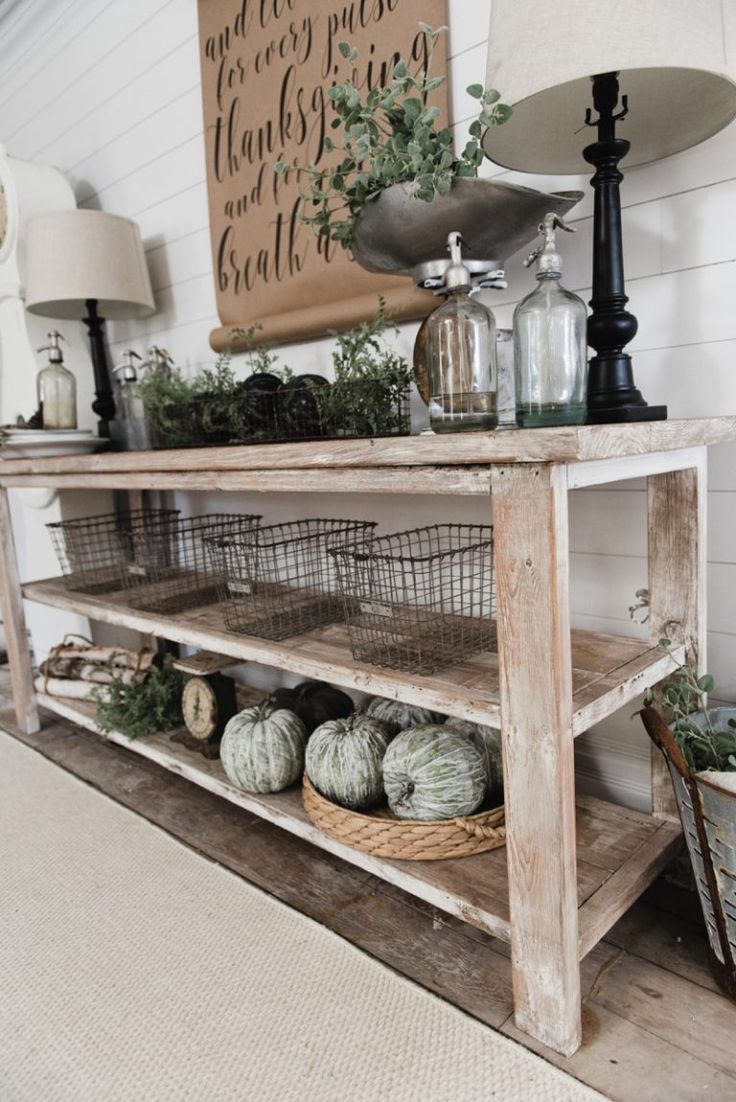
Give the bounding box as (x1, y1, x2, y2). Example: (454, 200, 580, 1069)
(24, 575, 684, 733)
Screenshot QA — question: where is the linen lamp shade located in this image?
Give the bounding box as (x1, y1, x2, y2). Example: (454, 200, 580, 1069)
(482, 0, 736, 173)
(24, 209, 155, 320)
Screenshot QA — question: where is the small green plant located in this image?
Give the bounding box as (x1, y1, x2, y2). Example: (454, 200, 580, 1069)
(193, 344, 242, 442)
(276, 24, 510, 250)
(138, 366, 197, 447)
(241, 324, 286, 380)
(138, 326, 291, 445)
(315, 299, 412, 436)
(643, 639, 736, 773)
(94, 654, 185, 740)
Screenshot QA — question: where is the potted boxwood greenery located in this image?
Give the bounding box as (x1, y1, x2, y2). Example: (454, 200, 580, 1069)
(276, 24, 510, 253)
(137, 332, 249, 448)
(137, 305, 411, 447)
(138, 326, 291, 447)
(316, 299, 412, 437)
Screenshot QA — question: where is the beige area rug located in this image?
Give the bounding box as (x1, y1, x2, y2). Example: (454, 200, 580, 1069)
(0, 731, 606, 1102)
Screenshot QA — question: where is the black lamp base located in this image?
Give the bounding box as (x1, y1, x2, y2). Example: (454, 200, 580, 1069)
(587, 403, 667, 425)
(586, 350, 667, 424)
(82, 297, 116, 439)
(583, 72, 667, 427)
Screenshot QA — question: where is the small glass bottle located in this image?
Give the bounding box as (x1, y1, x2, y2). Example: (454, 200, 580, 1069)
(37, 331, 77, 429)
(513, 213, 587, 428)
(145, 345, 174, 378)
(112, 350, 152, 450)
(427, 232, 498, 433)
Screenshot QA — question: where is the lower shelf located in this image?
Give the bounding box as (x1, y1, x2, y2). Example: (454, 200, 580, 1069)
(36, 693, 683, 958)
(24, 576, 685, 735)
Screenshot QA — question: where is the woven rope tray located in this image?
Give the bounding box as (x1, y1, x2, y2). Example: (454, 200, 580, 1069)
(303, 775, 506, 861)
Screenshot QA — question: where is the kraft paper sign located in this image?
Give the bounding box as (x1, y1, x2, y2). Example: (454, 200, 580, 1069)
(197, 0, 446, 350)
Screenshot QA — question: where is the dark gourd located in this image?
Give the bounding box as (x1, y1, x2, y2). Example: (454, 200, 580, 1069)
(278, 375, 328, 438)
(269, 680, 353, 735)
(237, 372, 281, 432)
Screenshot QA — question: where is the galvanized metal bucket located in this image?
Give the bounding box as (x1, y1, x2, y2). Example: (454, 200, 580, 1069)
(641, 706, 736, 999)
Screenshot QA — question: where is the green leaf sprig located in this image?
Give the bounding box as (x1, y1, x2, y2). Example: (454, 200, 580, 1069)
(93, 654, 186, 741)
(314, 298, 412, 436)
(137, 326, 291, 446)
(276, 24, 510, 250)
(643, 639, 736, 773)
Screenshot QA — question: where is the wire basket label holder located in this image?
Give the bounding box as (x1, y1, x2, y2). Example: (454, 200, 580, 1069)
(211, 519, 378, 641)
(332, 524, 496, 675)
(47, 509, 181, 595)
(125, 513, 263, 615)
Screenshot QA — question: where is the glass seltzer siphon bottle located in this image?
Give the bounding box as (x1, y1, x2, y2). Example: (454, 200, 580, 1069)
(37, 330, 77, 429)
(427, 232, 498, 433)
(513, 213, 587, 428)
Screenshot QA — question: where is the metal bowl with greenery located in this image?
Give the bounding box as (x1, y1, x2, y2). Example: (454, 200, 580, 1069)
(276, 24, 511, 254)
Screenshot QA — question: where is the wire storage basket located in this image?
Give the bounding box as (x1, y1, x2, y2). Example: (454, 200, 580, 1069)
(330, 524, 495, 675)
(47, 509, 180, 595)
(125, 513, 262, 614)
(214, 518, 378, 640)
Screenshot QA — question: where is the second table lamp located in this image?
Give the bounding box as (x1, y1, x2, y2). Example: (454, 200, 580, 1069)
(24, 209, 155, 437)
(482, 0, 736, 424)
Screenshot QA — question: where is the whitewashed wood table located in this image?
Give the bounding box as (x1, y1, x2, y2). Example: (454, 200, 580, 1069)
(1, 416, 733, 1056)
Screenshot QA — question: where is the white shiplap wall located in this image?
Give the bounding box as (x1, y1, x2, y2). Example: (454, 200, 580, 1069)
(2, 0, 735, 810)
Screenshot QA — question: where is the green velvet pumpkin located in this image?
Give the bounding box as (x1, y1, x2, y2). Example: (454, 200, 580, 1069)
(305, 714, 388, 810)
(365, 696, 441, 738)
(220, 703, 306, 793)
(382, 725, 486, 820)
(443, 718, 503, 800)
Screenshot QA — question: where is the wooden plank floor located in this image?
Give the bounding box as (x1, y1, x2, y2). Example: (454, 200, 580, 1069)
(5, 712, 736, 1102)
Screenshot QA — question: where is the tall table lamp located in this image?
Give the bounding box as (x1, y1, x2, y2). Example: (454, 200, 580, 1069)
(24, 210, 155, 437)
(483, 0, 736, 424)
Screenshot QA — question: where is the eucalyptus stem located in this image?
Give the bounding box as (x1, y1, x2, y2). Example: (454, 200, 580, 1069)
(275, 23, 510, 251)
(643, 638, 736, 772)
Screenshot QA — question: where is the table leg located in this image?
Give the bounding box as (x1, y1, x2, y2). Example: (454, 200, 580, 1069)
(491, 463, 580, 1056)
(0, 488, 39, 733)
(647, 453, 707, 820)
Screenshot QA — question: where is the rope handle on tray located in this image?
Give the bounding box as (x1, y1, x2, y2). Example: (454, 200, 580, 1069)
(454, 816, 505, 840)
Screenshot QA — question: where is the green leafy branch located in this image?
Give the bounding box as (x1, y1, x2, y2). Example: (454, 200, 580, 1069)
(315, 298, 412, 436)
(643, 638, 736, 772)
(275, 24, 510, 250)
(94, 655, 185, 740)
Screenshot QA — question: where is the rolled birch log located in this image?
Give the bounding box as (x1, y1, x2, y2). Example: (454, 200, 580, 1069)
(41, 646, 155, 679)
(34, 675, 109, 702)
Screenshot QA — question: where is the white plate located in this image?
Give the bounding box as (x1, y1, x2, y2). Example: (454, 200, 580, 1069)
(0, 433, 109, 458)
(1, 426, 86, 434)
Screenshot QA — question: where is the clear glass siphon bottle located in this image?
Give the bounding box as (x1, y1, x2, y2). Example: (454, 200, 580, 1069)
(112, 350, 151, 451)
(145, 345, 174, 378)
(513, 213, 587, 428)
(427, 232, 498, 433)
(37, 331, 77, 429)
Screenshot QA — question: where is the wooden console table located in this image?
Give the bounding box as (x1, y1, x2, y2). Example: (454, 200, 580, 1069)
(1, 416, 733, 1056)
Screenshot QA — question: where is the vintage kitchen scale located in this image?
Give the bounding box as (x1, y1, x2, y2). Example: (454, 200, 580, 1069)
(351, 177, 582, 291)
(349, 177, 583, 403)
(172, 651, 239, 758)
